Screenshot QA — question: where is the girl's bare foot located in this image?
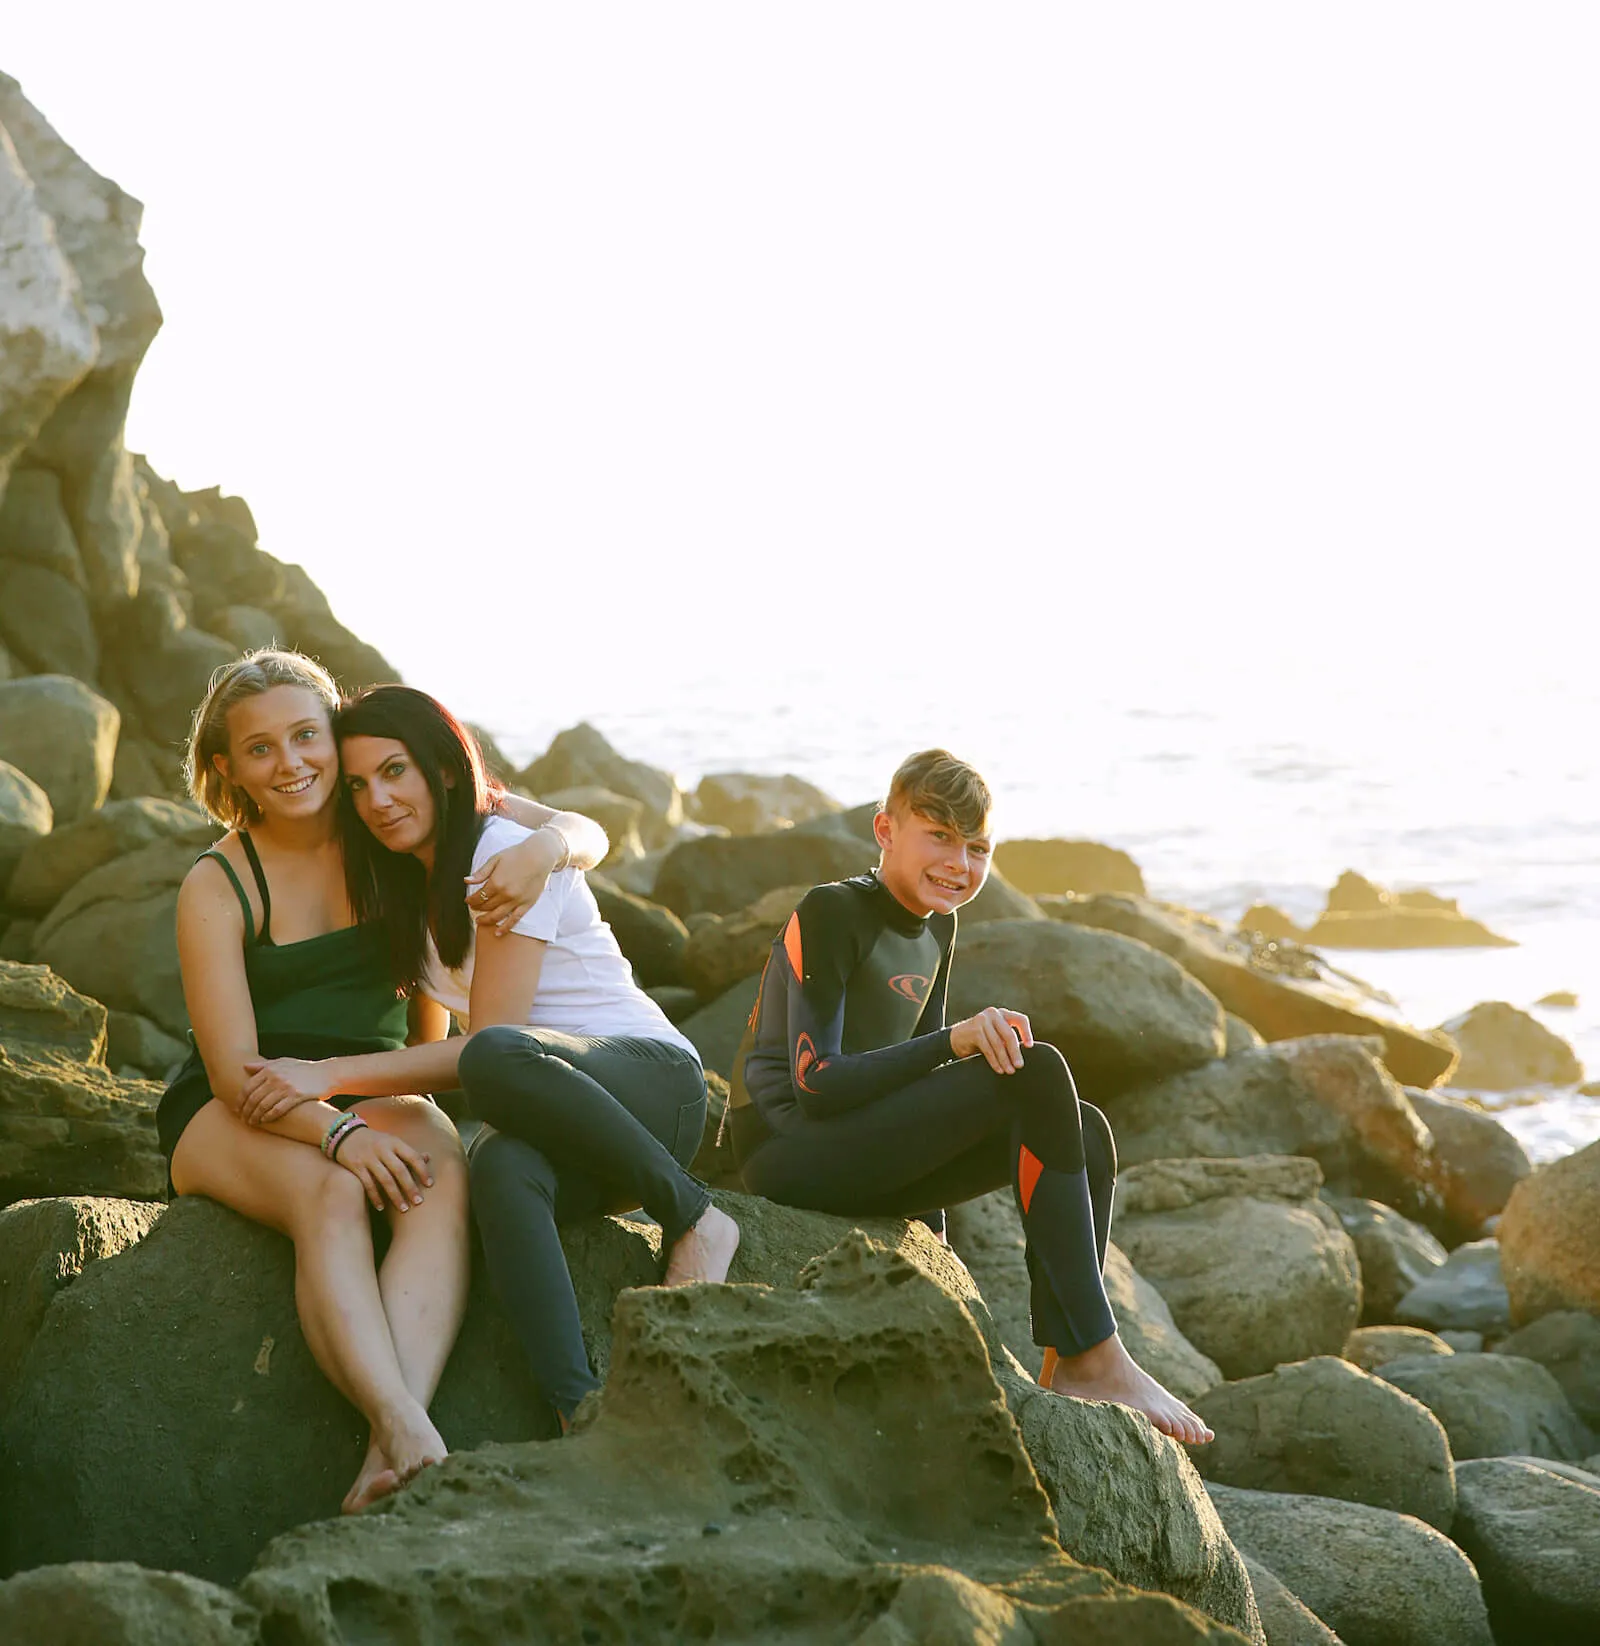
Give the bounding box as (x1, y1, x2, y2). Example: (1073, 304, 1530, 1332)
(1044, 1334, 1215, 1446)
(343, 1403, 447, 1512)
(343, 1436, 400, 1514)
(663, 1203, 741, 1287)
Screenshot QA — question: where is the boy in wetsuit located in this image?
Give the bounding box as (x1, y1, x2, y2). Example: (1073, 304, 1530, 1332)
(726, 749, 1212, 1445)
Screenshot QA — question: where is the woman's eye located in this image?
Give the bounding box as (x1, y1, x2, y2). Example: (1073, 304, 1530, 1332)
(295, 727, 316, 741)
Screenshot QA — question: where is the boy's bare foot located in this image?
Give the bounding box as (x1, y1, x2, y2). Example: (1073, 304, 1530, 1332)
(1043, 1334, 1215, 1446)
(662, 1203, 741, 1287)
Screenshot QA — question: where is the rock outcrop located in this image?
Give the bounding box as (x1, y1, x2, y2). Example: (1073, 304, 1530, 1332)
(992, 838, 1146, 897)
(1404, 1086, 1531, 1242)
(1492, 1311, 1600, 1430)
(1393, 1238, 1510, 1337)
(1439, 1000, 1584, 1090)
(1327, 1198, 1446, 1323)
(1498, 1139, 1600, 1323)
(1375, 1352, 1593, 1463)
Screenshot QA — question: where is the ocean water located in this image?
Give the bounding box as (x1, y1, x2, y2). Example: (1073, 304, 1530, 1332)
(453, 651, 1600, 1166)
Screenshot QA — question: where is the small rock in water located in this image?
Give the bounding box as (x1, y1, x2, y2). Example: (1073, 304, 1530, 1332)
(1534, 990, 1578, 1009)
(1438, 1001, 1584, 1092)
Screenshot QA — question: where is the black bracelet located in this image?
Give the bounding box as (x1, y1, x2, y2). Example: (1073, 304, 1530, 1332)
(330, 1117, 368, 1161)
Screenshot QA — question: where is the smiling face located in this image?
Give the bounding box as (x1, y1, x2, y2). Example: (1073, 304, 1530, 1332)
(340, 734, 441, 864)
(214, 685, 339, 824)
(873, 805, 993, 917)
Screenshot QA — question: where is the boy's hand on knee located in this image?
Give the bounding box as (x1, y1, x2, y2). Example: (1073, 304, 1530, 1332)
(951, 1007, 1033, 1074)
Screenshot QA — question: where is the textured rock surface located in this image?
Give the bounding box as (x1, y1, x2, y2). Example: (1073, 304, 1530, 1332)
(1110, 1038, 1439, 1221)
(1342, 1325, 1454, 1373)
(0, 959, 164, 1206)
(1206, 1483, 1493, 1646)
(947, 921, 1226, 1101)
(1114, 1157, 1362, 1379)
(1393, 1238, 1510, 1335)
(1240, 1554, 1343, 1646)
(0, 674, 118, 825)
(1375, 1352, 1593, 1462)
(1404, 1086, 1531, 1240)
(1450, 1457, 1600, 1646)
(1498, 1139, 1600, 1323)
(516, 721, 684, 846)
(691, 770, 841, 834)
(586, 872, 689, 989)
(1493, 1311, 1600, 1428)
(1043, 894, 1458, 1089)
(654, 825, 875, 918)
(1439, 1000, 1584, 1090)
(5, 796, 208, 914)
(677, 974, 760, 1077)
(1326, 1198, 1445, 1323)
(681, 882, 807, 999)
(1190, 1356, 1455, 1529)
(0, 1561, 257, 1646)
(0, 759, 51, 883)
(993, 838, 1146, 897)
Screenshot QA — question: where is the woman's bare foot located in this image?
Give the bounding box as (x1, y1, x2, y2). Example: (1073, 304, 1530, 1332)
(342, 1403, 448, 1513)
(1044, 1334, 1215, 1446)
(342, 1436, 401, 1514)
(662, 1203, 741, 1287)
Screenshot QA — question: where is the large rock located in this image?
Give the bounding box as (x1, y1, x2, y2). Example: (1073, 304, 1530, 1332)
(1113, 1157, 1362, 1379)
(1112, 1037, 1439, 1220)
(32, 838, 193, 1035)
(1450, 1457, 1600, 1646)
(0, 465, 82, 580)
(1240, 1554, 1343, 1646)
(1343, 1325, 1455, 1373)
(947, 1188, 1223, 1400)
(0, 959, 165, 1207)
(1393, 1239, 1510, 1336)
(1498, 1139, 1600, 1323)
(1375, 1352, 1593, 1462)
(516, 722, 683, 847)
(110, 622, 238, 746)
(0, 118, 97, 482)
(1206, 1483, 1494, 1646)
(0, 1562, 257, 1646)
(586, 873, 689, 990)
(1045, 895, 1458, 1088)
(1439, 1000, 1584, 1090)
(993, 838, 1146, 897)
(0, 1194, 160, 1416)
(1327, 1198, 1446, 1323)
(6, 795, 210, 914)
(1306, 908, 1513, 950)
(681, 883, 807, 999)
(1190, 1356, 1456, 1530)
(538, 784, 647, 864)
(691, 770, 842, 835)
(257, 557, 398, 693)
(0, 758, 50, 884)
(957, 868, 1047, 926)
(0, 559, 97, 678)
(0, 674, 118, 825)
(678, 975, 760, 1077)
(1404, 1086, 1531, 1242)
(947, 921, 1226, 1101)
(1492, 1312, 1600, 1429)
(652, 827, 876, 919)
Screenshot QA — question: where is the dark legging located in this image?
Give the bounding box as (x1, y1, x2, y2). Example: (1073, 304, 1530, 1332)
(459, 1025, 711, 1421)
(738, 1042, 1118, 1356)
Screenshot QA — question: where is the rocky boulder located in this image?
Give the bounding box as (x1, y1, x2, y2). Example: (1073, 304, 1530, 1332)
(30, 837, 193, 1035)
(677, 975, 760, 1078)
(1190, 1356, 1456, 1529)
(947, 921, 1226, 1101)
(1205, 1483, 1493, 1646)
(0, 959, 164, 1206)
(652, 826, 876, 918)
(992, 837, 1146, 897)
(0, 759, 51, 884)
(1111, 1036, 1439, 1220)
(0, 1562, 257, 1646)
(5, 795, 209, 914)
(1394, 1238, 1510, 1336)
(0, 674, 118, 826)
(586, 873, 688, 990)
(1404, 1086, 1531, 1242)
(1112, 1157, 1362, 1379)
(690, 770, 841, 834)
(1327, 1198, 1446, 1323)
(1343, 1325, 1455, 1373)
(1439, 1000, 1584, 1090)
(1450, 1457, 1600, 1646)
(1492, 1311, 1600, 1430)
(538, 784, 647, 864)
(680, 883, 806, 999)
(1240, 1554, 1342, 1646)
(1498, 1139, 1600, 1323)
(1043, 893, 1458, 1089)
(516, 722, 683, 847)
(1376, 1352, 1593, 1462)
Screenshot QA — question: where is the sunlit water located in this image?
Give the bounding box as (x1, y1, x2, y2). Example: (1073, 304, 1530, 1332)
(447, 652, 1600, 1165)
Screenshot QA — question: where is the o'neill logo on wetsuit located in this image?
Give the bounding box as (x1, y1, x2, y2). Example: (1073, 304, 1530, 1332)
(888, 974, 931, 1003)
(795, 1031, 821, 1091)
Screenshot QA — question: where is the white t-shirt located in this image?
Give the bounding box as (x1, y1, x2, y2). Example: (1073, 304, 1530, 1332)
(421, 815, 697, 1056)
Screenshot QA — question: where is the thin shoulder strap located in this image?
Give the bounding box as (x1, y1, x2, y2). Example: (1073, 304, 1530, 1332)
(237, 832, 273, 944)
(196, 849, 256, 946)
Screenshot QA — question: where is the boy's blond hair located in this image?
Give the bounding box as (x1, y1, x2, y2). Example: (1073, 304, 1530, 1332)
(884, 748, 992, 838)
(184, 648, 341, 827)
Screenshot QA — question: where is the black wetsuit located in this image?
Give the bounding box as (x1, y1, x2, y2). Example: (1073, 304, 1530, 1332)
(729, 871, 1119, 1357)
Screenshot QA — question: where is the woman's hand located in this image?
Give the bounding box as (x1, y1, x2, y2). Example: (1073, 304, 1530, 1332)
(334, 1124, 435, 1213)
(466, 827, 564, 936)
(950, 1006, 1034, 1074)
(238, 1057, 337, 1125)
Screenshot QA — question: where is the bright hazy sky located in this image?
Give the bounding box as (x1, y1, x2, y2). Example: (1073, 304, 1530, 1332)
(7, 4, 1598, 723)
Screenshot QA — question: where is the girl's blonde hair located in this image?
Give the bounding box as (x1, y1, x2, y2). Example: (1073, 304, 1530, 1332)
(185, 649, 341, 827)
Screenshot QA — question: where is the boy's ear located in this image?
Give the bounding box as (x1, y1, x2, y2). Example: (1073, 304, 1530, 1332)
(872, 808, 895, 853)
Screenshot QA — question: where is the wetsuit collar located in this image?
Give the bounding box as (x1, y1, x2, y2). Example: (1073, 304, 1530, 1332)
(865, 869, 936, 937)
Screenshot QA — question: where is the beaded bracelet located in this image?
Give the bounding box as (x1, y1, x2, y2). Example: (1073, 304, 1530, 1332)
(322, 1111, 367, 1160)
(330, 1115, 368, 1161)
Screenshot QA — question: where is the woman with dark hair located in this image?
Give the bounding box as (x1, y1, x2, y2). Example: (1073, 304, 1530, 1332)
(237, 685, 740, 1430)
